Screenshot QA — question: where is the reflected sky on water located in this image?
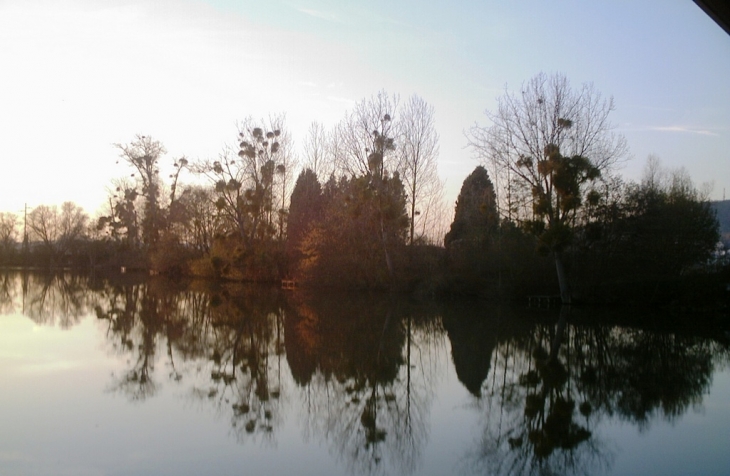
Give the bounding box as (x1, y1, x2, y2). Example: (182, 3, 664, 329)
(1, 271, 729, 476)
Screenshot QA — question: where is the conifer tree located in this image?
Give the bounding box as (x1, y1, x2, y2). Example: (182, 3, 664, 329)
(444, 166, 498, 248)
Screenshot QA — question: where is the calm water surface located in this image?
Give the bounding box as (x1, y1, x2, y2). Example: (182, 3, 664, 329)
(1, 272, 729, 476)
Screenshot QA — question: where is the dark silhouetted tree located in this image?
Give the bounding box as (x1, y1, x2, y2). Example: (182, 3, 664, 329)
(114, 135, 166, 248)
(286, 169, 323, 273)
(445, 166, 498, 248)
(468, 73, 628, 303)
(618, 160, 719, 278)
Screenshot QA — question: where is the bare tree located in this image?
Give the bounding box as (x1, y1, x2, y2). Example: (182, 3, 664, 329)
(58, 202, 88, 249)
(0, 212, 18, 259)
(469, 73, 627, 218)
(399, 95, 443, 245)
(27, 205, 59, 256)
(172, 185, 219, 253)
(468, 72, 628, 303)
(302, 121, 335, 181)
(273, 118, 297, 241)
(28, 202, 88, 263)
(99, 176, 140, 244)
(416, 184, 449, 246)
(333, 90, 401, 177)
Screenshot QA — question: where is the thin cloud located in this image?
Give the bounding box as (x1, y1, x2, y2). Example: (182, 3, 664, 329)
(624, 104, 675, 113)
(294, 6, 340, 23)
(327, 95, 356, 106)
(649, 126, 719, 136)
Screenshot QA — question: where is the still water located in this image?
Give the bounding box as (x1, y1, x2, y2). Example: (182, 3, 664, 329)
(1, 271, 729, 476)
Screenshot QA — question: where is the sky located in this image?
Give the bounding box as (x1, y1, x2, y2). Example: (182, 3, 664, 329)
(1, 0, 729, 218)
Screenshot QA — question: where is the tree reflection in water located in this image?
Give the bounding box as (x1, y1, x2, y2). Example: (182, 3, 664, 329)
(95, 278, 444, 462)
(285, 294, 444, 475)
(94, 277, 287, 442)
(445, 305, 728, 476)
(0, 271, 18, 315)
(201, 284, 285, 442)
(4, 270, 729, 476)
(21, 272, 91, 328)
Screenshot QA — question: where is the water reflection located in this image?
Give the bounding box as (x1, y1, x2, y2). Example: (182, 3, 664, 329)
(94, 277, 288, 441)
(95, 277, 194, 401)
(446, 306, 728, 476)
(2, 271, 728, 476)
(1, 272, 94, 327)
(285, 295, 443, 474)
(202, 284, 285, 441)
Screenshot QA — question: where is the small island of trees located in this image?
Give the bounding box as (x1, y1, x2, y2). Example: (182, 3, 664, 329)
(0, 73, 724, 308)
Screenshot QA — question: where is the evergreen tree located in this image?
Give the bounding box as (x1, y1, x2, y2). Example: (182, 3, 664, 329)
(444, 166, 498, 248)
(287, 169, 323, 271)
(297, 173, 408, 288)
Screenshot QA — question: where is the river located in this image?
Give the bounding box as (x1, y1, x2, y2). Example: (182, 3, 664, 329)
(1, 271, 728, 476)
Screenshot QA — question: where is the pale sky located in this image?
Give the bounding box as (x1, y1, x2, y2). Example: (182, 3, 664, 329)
(1, 0, 729, 218)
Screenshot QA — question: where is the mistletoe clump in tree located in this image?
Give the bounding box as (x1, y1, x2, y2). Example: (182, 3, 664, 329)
(194, 116, 292, 281)
(469, 73, 628, 303)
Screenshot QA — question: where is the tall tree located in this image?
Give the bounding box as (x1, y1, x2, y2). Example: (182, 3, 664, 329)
(333, 91, 400, 178)
(399, 95, 443, 245)
(196, 116, 290, 245)
(286, 168, 323, 271)
(366, 113, 406, 279)
(302, 121, 335, 182)
(114, 135, 166, 248)
(297, 174, 408, 288)
(100, 177, 140, 246)
(444, 166, 498, 248)
(468, 73, 628, 303)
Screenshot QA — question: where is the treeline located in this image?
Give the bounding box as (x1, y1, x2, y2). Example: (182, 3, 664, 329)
(442, 163, 722, 304)
(0, 76, 724, 304)
(0, 93, 444, 284)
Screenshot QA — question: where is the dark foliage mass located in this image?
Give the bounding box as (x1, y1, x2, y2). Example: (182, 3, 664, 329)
(444, 166, 498, 249)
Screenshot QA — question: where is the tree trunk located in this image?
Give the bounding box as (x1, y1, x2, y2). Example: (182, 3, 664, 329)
(554, 250, 571, 304)
(409, 178, 417, 246)
(380, 215, 395, 281)
(550, 305, 569, 361)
